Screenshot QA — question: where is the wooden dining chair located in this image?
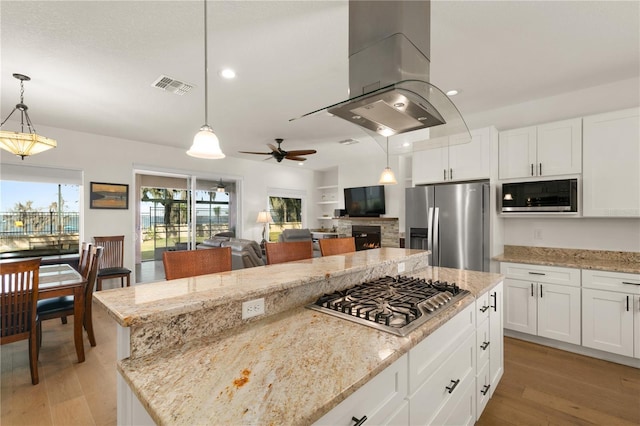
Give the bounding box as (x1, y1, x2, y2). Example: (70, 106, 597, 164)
(0, 257, 42, 385)
(37, 246, 103, 348)
(319, 237, 356, 256)
(93, 235, 130, 291)
(162, 247, 232, 280)
(265, 241, 314, 265)
(77, 242, 92, 277)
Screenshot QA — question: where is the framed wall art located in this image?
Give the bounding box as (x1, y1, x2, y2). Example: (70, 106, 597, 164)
(90, 182, 129, 209)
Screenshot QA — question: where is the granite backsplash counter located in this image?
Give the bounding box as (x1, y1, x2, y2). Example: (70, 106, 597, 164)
(493, 245, 640, 274)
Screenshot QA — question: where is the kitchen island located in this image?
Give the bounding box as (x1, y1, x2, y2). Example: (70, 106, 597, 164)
(94, 248, 503, 425)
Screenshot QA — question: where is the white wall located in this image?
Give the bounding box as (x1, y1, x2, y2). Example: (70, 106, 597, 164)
(0, 123, 316, 278)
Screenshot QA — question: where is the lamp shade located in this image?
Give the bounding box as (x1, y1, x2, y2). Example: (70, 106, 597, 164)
(378, 167, 398, 185)
(187, 125, 225, 159)
(0, 130, 57, 159)
(256, 210, 273, 223)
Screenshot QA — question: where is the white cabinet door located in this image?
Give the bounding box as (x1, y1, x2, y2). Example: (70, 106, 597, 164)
(583, 107, 640, 217)
(504, 278, 537, 334)
(412, 145, 449, 185)
(488, 282, 503, 394)
(582, 288, 634, 357)
(449, 127, 492, 182)
(635, 296, 640, 360)
(537, 283, 581, 345)
(498, 126, 537, 179)
(536, 118, 582, 177)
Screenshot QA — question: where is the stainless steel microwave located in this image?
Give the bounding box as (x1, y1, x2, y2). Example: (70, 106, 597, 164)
(501, 179, 578, 213)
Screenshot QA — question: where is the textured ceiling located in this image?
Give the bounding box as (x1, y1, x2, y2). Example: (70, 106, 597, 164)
(1, 1, 638, 170)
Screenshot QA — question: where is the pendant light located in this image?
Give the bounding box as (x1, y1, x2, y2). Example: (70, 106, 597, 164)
(0, 73, 57, 160)
(378, 137, 397, 185)
(187, 0, 225, 159)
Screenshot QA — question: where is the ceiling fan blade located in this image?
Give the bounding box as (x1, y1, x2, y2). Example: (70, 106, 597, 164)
(238, 151, 271, 155)
(285, 155, 307, 161)
(267, 143, 279, 153)
(286, 149, 317, 156)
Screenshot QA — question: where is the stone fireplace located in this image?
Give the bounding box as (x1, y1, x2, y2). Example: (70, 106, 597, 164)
(336, 217, 399, 249)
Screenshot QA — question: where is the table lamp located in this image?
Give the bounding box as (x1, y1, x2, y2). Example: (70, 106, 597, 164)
(256, 210, 273, 246)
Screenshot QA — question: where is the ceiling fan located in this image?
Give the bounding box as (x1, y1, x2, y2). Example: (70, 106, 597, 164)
(239, 138, 317, 162)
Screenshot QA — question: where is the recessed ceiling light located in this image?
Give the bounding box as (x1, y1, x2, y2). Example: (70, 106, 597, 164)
(446, 89, 459, 96)
(298, 162, 304, 166)
(402, 142, 411, 147)
(220, 68, 236, 79)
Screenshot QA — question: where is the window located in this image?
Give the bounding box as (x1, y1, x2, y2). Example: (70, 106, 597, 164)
(0, 166, 81, 257)
(268, 196, 303, 242)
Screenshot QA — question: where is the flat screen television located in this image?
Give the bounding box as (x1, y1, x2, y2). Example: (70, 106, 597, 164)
(344, 185, 386, 217)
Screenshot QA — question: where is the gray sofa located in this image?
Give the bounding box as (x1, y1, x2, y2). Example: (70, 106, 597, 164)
(278, 228, 321, 257)
(197, 237, 265, 270)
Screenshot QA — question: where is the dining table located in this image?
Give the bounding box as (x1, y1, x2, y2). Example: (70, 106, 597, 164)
(38, 263, 87, 363)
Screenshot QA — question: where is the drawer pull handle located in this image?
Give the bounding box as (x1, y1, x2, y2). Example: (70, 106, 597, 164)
(491, 292, 497, 311)
(530, 163, 534, 176)
(351, 415, 368, 426)
(540, 284, 543, 298)
(622, 281, 639, 285)
(480, 305, 490, 313)
(531, 283, 534, 297)
(446, 379, 460, 394)
(481, 341, 490, 350)
(539, 163, 542, 175)
(481, 384, 491, 396)
(528, 272, 546, 276)
(627, 295, 630, 312)
(443, 169, 447, 180)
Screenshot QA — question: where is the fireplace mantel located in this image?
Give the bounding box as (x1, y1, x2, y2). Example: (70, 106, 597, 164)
(336, 217, 399, 248)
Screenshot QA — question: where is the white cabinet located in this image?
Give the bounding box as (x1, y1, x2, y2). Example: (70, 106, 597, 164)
(582, 107, 640, 217)
(502, 263, 581, 345)
(582, 269, 640, 358)
(475, 282, 503, 420)
(314, 354, 409, 426)
(412, 127, 494, 185)
(498, 118, 581, 180)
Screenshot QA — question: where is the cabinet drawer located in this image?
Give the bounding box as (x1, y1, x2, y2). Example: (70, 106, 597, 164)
(582, 270, 640, 294)
(476, 318, 491, 370)
(476, 291, 491, 325)
(314, 354, 408, 426)
(501, 262, 580, 287)
(476, 360, 491, 419)
(409, 303, 475, 394)
(409, 331, 476, 425)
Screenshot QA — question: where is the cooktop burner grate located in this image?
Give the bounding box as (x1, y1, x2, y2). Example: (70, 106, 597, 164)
(308, 275, 469, 336)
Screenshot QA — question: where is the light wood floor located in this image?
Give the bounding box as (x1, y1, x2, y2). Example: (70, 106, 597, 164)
(2, 307, 639, 426)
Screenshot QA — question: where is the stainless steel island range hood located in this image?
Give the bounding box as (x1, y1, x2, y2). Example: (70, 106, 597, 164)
(296, 1, 469, 142)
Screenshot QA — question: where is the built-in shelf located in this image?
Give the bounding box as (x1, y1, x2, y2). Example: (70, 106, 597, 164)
(317, 216, 337, 220)
(317, 185, 338, 190)
(317, 201, 338, 205)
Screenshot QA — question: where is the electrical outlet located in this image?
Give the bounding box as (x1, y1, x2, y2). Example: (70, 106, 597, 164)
(242, 298, 265, 319)
(398, 262, 406, 273)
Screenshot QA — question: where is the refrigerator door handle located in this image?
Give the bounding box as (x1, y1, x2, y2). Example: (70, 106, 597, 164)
(433, 207, 440, 266)
(427, 207, 434, 255)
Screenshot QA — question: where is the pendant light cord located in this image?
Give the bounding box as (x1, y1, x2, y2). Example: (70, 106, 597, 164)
(203, 0, 209, 126)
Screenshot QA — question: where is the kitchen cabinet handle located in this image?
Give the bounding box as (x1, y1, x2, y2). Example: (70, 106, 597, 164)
(531, 283, 534, 297)
(446, 379, 460, 394)
(491, 292, 497, 311)
(627, 295, 630, 312)
(443, 169, 447, 180)
(351, 415, 368, 426)
(481, 384, 491, 396)
(622, 281, 639, 286)
(480, 305, 490, 313)
(528, 272, 546, 276)
(449, 168, 453, 179)
(539, 163, 542, 175)
(481, 341, 490, 350)
(540, 284, 543, 298)
(530, 164, 534, 176)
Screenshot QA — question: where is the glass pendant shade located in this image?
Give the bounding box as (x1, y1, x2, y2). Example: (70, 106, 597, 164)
(0, 130, 57, 159)
(379, 167, 398, 185)
(187, 125, 225, 159)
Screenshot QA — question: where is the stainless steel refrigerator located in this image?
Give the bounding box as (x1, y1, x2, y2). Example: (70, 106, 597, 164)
(406, 181, 490, 272)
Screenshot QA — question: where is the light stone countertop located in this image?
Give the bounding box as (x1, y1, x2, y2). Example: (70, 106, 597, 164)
(112, 264, 503, 426)
(494, 245, 640, 274)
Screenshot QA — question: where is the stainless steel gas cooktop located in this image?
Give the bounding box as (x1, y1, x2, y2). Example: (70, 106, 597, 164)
(308, 275, 470, 337)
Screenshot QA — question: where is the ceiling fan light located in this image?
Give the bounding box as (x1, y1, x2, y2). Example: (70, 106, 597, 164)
(187, 125, 225, 159)
(379, 167, 397, 185)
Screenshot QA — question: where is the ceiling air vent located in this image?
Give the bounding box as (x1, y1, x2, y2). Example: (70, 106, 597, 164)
(338, 138, 359, 145)
(151, 75, 194, 96)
